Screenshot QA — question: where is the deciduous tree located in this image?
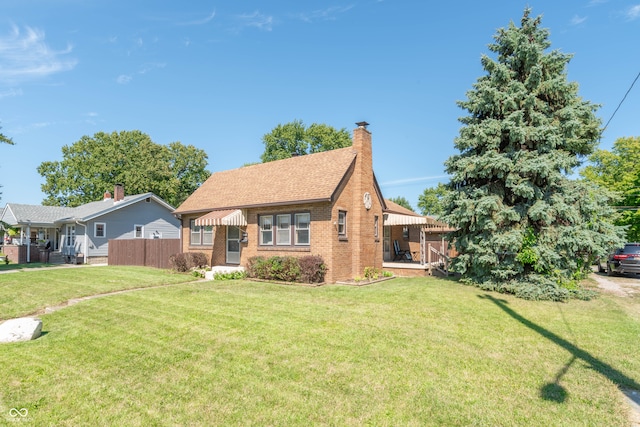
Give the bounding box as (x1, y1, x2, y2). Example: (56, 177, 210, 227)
(443, 9, 624, 300)
(388, 196, 414, 212)
(38, 130, 210, 208)
(0, 124, 14, 202)
(418, 183, 449, 217)
(260, 120, 351, 162)
(581, 136, 640, 241)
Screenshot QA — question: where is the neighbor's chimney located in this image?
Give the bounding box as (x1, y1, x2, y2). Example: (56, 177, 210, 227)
(114, 184, 124, 202)
(103, 191, 112, 201)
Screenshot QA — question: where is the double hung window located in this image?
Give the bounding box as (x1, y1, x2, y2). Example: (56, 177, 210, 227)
(190, 220, 213, 246)
(259, 212, 310, 247)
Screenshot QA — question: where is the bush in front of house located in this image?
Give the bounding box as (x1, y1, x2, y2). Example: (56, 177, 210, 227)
(185, 252, 208, 269)
(214, 270, 247, 280)
(169, 252, 209, 273)
(246, 255, 326, 284)
(169, 253, 189, 272)
(298, 255, 327, 284)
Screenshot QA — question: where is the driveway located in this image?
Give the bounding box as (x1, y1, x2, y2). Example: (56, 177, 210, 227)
(591, 268, 640, 297)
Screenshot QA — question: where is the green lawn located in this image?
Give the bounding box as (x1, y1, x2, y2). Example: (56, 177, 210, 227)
(1, 268, 639, 426)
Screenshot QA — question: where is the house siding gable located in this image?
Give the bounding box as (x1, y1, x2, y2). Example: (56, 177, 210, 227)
(79, 199, 179, 257)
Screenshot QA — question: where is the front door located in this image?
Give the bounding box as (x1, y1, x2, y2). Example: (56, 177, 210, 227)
(65, 224, 76, 255)
(226, 226, 241, 264)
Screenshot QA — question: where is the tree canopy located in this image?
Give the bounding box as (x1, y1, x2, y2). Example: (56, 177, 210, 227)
(581, 136, 640, 241)
(0, 126, 14, 146)
(442, 9, 624, 300)
(1, 124, 14, 203)
(37, 130, 210, 208)
(418, 183, 449, 217)
(388, 196, 414, 212)
(260, 120, 351, 162)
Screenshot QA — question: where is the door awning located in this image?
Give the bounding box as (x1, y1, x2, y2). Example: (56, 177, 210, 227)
(383, 213, 452, 229)
(194, 209, 247, 227)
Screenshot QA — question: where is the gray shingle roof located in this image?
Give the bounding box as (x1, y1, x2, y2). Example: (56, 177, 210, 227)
(1, 193, 174, 226)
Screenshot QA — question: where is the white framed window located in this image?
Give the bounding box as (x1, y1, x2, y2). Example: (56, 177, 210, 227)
(134, 224, 144, 238)
(260, 215, 273, 245)
(295, 213, 310, 245)
(259, 212, 310, 247)
(94, 222, 106, 238)
(403, 226, 409, 239)
(338, 211, 347, 236)
(202, 225, 213, 245)
(190, 220, 213, 246)
(276, 214, 291, 245)
(190, 220, 201, 245)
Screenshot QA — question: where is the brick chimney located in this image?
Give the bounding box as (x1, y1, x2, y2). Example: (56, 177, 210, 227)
(103, 191, 112, 201)
(114, 184, 124, 202)
(351, 121, 379, 279)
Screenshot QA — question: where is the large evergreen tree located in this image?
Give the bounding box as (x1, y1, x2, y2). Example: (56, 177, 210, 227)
(443, 9, 624, 300)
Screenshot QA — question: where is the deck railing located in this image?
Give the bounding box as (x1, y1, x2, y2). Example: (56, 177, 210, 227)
(428, 244, 450, 276)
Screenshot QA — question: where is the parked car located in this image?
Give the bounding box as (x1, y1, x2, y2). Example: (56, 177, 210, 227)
(600, 243, 640, 276)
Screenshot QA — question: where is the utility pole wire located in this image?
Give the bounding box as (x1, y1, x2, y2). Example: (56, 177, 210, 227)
(602, 70, 640, 133)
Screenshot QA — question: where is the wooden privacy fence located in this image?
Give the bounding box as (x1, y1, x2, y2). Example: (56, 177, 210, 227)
(108, 239, 181, 269)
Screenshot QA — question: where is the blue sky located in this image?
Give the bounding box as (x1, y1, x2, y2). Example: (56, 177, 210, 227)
(1, 1, 639, 209)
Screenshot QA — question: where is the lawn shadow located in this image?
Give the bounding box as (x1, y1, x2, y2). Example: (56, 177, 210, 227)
(479, 294, 640, 403)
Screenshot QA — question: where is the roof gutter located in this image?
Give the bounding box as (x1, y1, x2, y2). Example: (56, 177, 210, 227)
(174, 198, 333, 216)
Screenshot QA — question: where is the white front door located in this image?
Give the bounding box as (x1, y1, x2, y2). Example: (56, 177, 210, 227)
(226, 226, 241, 264)
(65, 224, 76, 254)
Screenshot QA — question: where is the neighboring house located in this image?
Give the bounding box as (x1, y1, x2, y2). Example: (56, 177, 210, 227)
(1, 184, 180, 264)
(174, 122, 453, 283)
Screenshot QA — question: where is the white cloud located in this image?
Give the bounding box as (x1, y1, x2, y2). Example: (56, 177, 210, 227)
(178, 10, 216, 26)
(117, 74, 132, 84)
(571, 15, 588, 25)
(0, 25, 77, 84)
(116, 63, 165, 84)
(0, 88, 22, 98)
(381, 175, 449, 187)
(295, 5, 355, 23)
(236, 11, 274, 31)
(627, 4, 640, 20)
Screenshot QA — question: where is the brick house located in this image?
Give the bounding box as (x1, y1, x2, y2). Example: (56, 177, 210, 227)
(173, 122, 452, 282)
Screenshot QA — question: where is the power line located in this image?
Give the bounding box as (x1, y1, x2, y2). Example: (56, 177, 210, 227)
(602, 70, 640, 133)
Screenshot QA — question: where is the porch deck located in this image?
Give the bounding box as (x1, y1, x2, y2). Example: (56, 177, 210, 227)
(383, 260, 441, 278)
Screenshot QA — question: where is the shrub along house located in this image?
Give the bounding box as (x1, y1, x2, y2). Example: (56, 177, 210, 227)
(174, 122, 453, 283)
(0, 185, 180, 264)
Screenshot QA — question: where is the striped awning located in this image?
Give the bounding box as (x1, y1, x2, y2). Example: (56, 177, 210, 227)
(383, 213, 451, 229)
(194, 209, 247, 227)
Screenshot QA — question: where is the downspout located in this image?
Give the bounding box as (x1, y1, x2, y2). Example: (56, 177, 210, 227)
(26, 222, 31, 263)
(76, 220, 88, 264)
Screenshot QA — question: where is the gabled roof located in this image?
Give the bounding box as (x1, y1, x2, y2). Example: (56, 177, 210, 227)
(60, 193, 174, 222)
(384, 199, 423, 217)
(383, 199, 452, 229)
(1, 193, 175, 227)
(1, 204, 76, 227)
(174, 147, 358, 215)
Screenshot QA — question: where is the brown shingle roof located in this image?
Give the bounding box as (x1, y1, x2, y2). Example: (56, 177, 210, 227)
(384, 199, 422, 217)
(174, 147, 357, 214)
